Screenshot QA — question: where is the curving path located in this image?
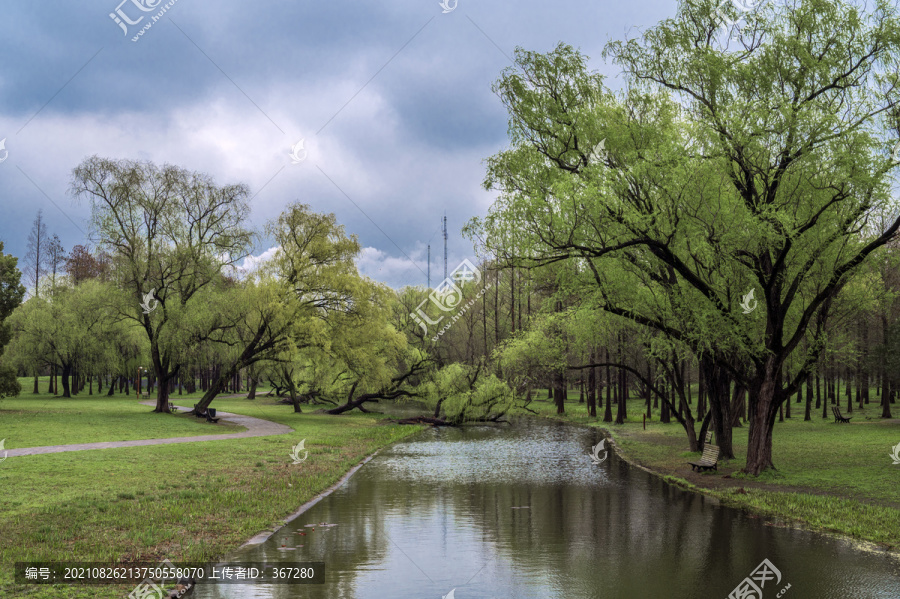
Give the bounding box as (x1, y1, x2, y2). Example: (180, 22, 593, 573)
(3, 402, 294, 457)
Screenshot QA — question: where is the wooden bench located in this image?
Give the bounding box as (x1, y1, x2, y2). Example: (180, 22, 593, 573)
(167, 403, 177, 413)
(832, 406, 851, 423)
(688, 431, 720, 472)
(192, 404, 218, 423)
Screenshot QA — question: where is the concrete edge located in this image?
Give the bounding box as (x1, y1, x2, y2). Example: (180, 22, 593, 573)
(237, 450, 381, 549)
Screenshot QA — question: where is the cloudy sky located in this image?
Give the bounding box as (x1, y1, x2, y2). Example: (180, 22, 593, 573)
(0, 0, 671, 288)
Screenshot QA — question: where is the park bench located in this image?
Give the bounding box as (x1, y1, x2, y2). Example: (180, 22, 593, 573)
(168, 403, 177, 413)
(192, 404, 219, 423)
(688, 431, 720, 473)
(832, 406, 852, 423)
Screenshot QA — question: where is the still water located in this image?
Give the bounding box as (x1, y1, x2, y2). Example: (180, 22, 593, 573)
(194, 418, 900, 598)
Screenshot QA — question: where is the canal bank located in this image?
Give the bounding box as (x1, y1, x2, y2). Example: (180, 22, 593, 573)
(529, 400, 900, 553)
(194, 418, 900, 598)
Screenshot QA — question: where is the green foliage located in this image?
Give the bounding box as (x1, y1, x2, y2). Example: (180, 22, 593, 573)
(426, 362, 518, 423)
(471, 0, 900, 471)
(71, 156, 254, 402)
(3, 280, 138, 394)
(0, 240, 25, 397)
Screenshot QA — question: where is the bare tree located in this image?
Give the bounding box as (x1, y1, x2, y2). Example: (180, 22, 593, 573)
(45, 234, 65, 292)
(24, 210, 48, 298)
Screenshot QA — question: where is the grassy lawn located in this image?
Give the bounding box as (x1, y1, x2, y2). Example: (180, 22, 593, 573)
(1, 384, 244, 449)
(521, 389, 900, 549)
(0, 388, 424, 598)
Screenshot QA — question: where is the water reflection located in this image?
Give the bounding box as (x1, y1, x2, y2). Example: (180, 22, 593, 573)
(194, 419, 900, 599)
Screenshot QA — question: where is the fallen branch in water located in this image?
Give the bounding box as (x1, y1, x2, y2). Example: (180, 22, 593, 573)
(396, 416, 453, 426)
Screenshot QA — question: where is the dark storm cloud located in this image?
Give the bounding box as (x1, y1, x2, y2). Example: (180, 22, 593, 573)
(0, 0, 672, 288)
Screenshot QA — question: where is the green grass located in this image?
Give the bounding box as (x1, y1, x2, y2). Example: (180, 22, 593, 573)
(0, 387, 424, 598)
(0, 392, 244, 448)
(521, 388, 900, 548)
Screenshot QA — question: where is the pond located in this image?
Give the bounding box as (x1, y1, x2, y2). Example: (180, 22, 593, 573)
(193, 418, 900, 598)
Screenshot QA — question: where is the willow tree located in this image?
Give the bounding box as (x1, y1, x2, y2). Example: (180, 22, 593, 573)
(72, 157, 253, 412)
(470, 0, 900, 474)
(0, 241, 25, 398)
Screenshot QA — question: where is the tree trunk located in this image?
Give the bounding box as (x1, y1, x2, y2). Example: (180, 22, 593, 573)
(603, 353, 613, 423)
(645, 362, 652, 419)
(882, 378, 894, 418)
(554, 370, 566, 415)
(587, 351, 597, 418)
(660, 380, 670, 423)
(846, 373, 853, 414)
(815, 373, 821, 410)
(151, 346, 174, 412)
(804, 374, 812, 421)
(60, 363, 72, 398)
(729, 384, 745, 428)
(744, 360, 783, 475)
(701, 356, 735, 460)
(615, 343, 627, 424)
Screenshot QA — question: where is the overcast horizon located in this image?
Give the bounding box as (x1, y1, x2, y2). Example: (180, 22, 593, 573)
(0, 0, 671, 289)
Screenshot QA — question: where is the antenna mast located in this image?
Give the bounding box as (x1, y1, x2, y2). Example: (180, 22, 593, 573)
(443, 213, 448, 280)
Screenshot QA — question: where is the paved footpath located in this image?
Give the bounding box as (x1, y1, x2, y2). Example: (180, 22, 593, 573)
(4, 402, 294, 457)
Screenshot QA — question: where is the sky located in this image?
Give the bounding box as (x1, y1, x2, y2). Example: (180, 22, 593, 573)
(0, 0, 673, 289)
